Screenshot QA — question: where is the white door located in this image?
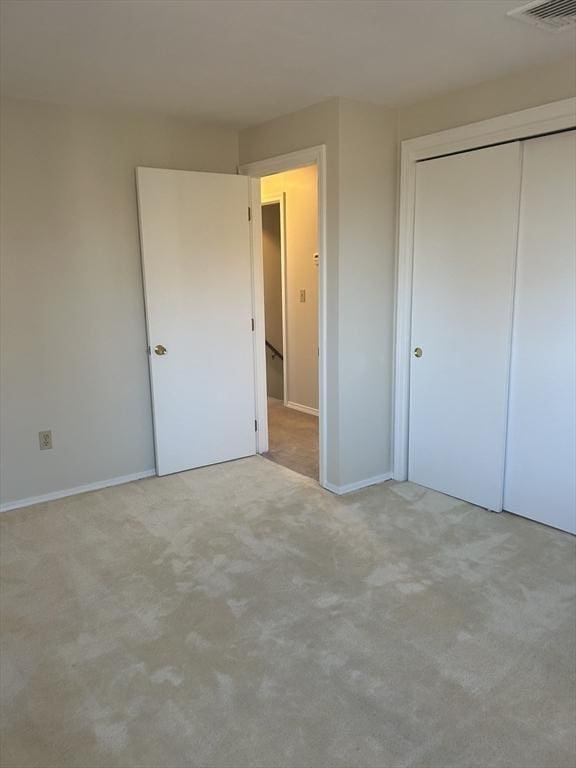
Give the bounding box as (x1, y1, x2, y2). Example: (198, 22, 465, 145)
(136, 168, 257, 476)
(504, 131, 576, 534)
(409, 143, 522, 510)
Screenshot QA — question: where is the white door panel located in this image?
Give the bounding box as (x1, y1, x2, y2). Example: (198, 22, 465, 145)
(504, 131, 576, 534)
(136, 168, 256, 476)
(409, 143, 522, 510)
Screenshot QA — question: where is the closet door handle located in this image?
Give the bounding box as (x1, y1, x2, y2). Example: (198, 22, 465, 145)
(414, 347, 423, 358)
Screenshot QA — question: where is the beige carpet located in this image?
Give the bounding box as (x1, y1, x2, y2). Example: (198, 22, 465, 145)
(264, 398, 318, 480)
(1, 456, 575, 768)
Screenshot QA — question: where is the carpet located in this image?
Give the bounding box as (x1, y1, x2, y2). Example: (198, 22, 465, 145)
(1, 456, 574, 767)
(264, 398, 318, 480)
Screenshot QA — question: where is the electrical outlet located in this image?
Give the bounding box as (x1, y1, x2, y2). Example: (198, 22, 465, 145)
(299, 289, 306, 303)
(39, 430, 52, 450)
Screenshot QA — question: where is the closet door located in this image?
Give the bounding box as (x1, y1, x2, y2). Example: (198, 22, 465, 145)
(409, 143, 522, 510)
(504, 131, 576, 534)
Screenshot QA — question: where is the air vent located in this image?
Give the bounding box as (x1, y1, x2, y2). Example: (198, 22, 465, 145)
(508, 0, 576, 31)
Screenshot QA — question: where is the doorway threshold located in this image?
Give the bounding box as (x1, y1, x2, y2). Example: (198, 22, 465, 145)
(263, 398, 318, 481)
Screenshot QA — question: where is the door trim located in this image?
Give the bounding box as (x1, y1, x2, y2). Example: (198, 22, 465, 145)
(261, 195, 288, 406)
(239, 145, 327, 489)
(393, 97, 576, 481)
(247, 178, 269, 454)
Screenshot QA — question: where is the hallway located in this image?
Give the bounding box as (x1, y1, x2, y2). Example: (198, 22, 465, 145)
(264, 398, 318, 480)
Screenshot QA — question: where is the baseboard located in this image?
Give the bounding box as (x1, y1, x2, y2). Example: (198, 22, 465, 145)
(285, 401, 319, 417)
(0, 469, 156, 513)
(323, 471, 393, 496)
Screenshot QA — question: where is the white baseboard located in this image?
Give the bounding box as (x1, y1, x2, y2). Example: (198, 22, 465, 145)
(285, 401, 319, 417)
(324, 472, 393, 496)
(0, 469, 156, 513)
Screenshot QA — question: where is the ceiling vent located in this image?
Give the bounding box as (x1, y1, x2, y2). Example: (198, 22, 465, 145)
(508, 0, 576, 31)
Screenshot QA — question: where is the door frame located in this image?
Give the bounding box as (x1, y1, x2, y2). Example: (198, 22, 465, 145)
(240, 145, 327, 488)
(261, 194, 289, 406)
(393, 97, 576, 481)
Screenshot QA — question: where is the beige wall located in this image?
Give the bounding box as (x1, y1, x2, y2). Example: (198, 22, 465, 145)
(337, 100, 397, 487)
(261, 203, 283, 400)
(0, 97, 238, 505)
(262, 166, 318, 412)
(398, 58, 576, 140)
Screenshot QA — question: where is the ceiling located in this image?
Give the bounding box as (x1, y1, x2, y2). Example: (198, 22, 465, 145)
(1, 0, 574, 127)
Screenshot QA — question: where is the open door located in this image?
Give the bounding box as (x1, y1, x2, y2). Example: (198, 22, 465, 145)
(136, 167, 258, 476)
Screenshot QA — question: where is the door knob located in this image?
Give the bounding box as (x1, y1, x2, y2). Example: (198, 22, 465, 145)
(414, 347, 423, 358)
(154, 344, 167, 356)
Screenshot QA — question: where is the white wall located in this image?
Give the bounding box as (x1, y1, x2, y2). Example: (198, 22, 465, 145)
(0, 98, 238, 505)
(262, 166, 318, 412)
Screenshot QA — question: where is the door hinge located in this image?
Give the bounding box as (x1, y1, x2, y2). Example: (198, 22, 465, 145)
(248, 207, 251, 221)
(251, 318, 255, 331)
(255, 419, 258, 432)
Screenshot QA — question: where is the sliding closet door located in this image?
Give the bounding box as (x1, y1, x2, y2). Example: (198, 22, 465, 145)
(504, 131, 576, 534)
(409, 143, 522, 511)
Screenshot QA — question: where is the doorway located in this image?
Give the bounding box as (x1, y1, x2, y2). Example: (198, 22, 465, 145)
(260, 167, 319, 480)
(240, 145, 327, 487)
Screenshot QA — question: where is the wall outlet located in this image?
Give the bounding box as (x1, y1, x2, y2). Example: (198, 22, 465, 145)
(299, 289, 306, 303)
(39, 430, 52, 450)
